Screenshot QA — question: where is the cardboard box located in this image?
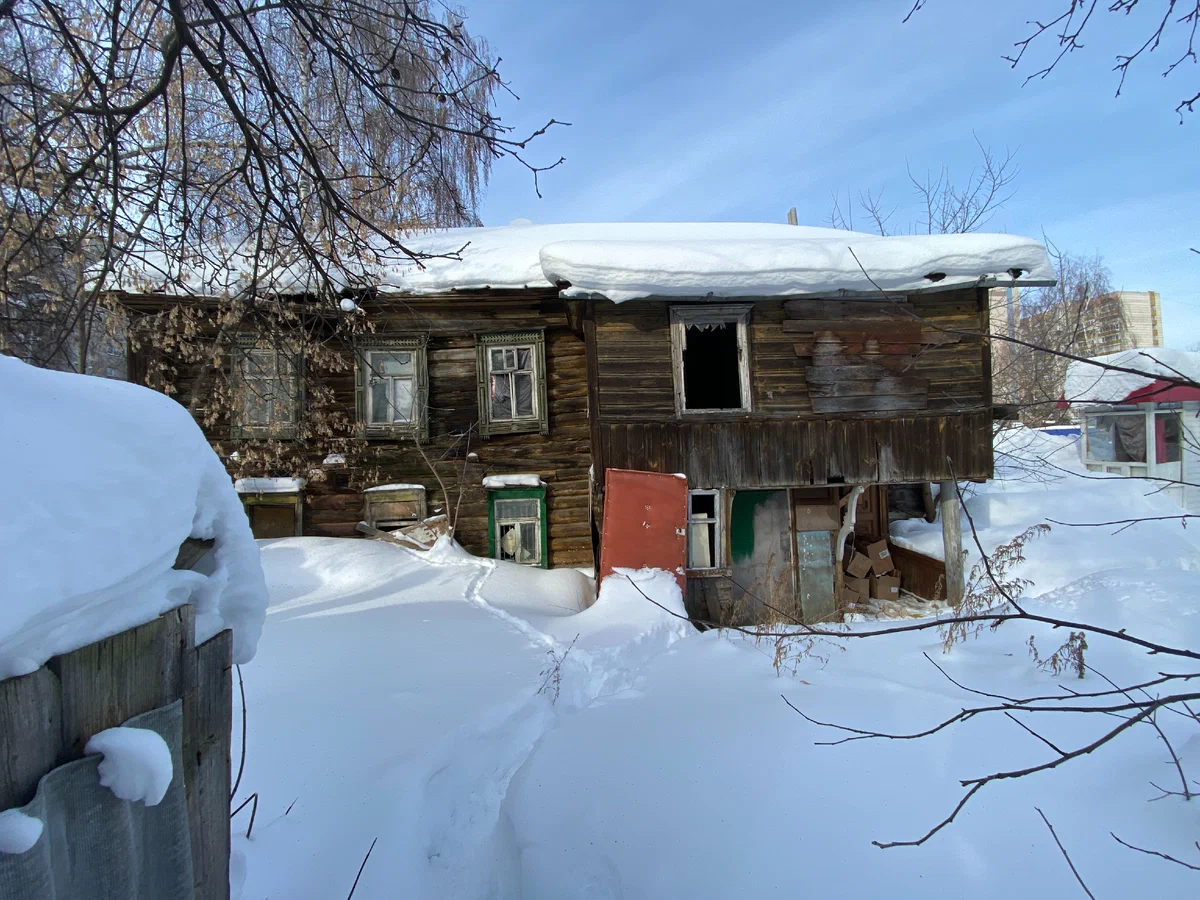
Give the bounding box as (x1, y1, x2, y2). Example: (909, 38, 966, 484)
(840, 585, 867, 607)
(844, 575, 870, 597)
(845, 550, 872, 579)
(866, 539, 893, 576)
(870, 571, 901, 602)
(840, 585, 868, 607)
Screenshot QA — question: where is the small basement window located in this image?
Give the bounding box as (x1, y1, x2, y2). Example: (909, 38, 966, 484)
(235, 478, 305, 539)
(688, 489, 723, 571)
(487, 485, 548, 568)
(670, 305, 751, 414)
(363, 484, 427, 530)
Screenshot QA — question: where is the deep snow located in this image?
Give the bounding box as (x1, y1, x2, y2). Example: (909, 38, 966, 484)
(234, 426, 1200, 899)
(0, 357, 267, 677)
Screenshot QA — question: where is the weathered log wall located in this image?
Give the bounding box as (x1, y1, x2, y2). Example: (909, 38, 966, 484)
(127, 289, 594, 568)
(589, 289, 993, 484)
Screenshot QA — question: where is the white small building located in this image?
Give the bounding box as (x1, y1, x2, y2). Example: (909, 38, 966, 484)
(1063, 348, 1200, 513)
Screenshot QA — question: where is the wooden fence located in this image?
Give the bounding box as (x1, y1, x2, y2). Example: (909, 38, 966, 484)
(0, 603, 232, 900)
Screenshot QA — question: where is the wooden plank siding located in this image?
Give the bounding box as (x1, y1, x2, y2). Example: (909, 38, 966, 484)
(302, 293, 593, 567)
(590, 288, 993, 484)
(125, 288, 594, 569)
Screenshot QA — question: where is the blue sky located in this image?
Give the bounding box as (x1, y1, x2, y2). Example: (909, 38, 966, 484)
(458, 0, 1199, 346)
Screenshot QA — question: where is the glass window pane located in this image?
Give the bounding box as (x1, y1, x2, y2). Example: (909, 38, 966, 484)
(369, 378, 389, 424)
(498, 522, 518, 561)
(689, 522, 715, 568)
(1086, 416, 1116, 462)
(517, 348, 533, 370)
(490, 348, 506, 371)
(243, 350, 271, 377)
(1113, 415, 1147, 462)
(373, 351, 413, 376)
(393, 378, 414, 423)
(518, 522, 539, 563)
(276, 353, 296, 376)
(491, 374, 512, 420)
(1157, 413, 1183, 464)
(505, 349, 517, 369)
(494, 498, 539, 518)
(243, 391, 270, 425)
(513, 372, 534, 417)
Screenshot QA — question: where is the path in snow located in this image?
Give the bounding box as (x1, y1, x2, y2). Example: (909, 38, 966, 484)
(231, 537, 685, 900)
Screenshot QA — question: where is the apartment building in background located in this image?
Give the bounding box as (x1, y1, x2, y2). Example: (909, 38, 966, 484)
(1077, 290, 1164, 355)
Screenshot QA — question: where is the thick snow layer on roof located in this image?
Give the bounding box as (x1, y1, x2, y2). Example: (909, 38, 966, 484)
(113, 222, 1054, 302)
(0, 357, 267, 678)
(1063, 348, 1200, 404)
(363, 482, 426, 493)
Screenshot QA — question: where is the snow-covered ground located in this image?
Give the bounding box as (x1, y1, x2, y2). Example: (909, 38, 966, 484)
(235, 426, 1200, 899)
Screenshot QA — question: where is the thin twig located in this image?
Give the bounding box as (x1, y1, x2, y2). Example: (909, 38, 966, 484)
(231, 663, 248, 801)
(230, 792, 259, 839)
(1036, 807, 1095, 899)
(1111, 832, 1200, 870)
(346, 837, 379, 899)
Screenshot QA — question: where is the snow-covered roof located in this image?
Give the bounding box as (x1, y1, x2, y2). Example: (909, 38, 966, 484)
(364, 483, 426, 493)
(1063, 348, 1200, 405)
(111, 222, 1055, 303)
(0, 357, 268, 679)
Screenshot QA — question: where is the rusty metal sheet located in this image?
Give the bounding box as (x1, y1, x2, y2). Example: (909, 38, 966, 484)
(599, 468, 688, 593)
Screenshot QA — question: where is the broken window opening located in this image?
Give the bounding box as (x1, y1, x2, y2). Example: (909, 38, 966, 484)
(688, 490, 721, 570)
(683, 323, 742, 410)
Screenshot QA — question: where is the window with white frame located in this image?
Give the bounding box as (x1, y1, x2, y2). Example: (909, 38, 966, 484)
(490, 492, 546, 567)
(475, 331, 548, 436)
(1085, 412, 1147, 464)
(670, 305, 752, 414)
(355, 337, 427, 439)
(232, 345, 301, 439)
(688, 489, 723, 570)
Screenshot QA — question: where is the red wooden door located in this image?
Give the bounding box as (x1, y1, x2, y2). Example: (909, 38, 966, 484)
(599, 469, 688, 592)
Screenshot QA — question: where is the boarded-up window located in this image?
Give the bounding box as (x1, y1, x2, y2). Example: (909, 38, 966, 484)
(248, 504, 297, 539)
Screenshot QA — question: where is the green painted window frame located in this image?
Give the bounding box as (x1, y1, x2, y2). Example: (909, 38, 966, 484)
(486, 485, 548, 568)
(353, 335, 430, 441)
(474, 330, 549, 438)
(229, 338, 304, 440)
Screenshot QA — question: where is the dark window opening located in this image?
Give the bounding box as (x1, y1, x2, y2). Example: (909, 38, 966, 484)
(683, 323, 741, 410)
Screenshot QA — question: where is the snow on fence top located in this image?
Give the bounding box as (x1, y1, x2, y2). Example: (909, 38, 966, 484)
(1063, 348, 1200, 405)
(111, 222, 1055, 302)
(0, 357, 268, 679)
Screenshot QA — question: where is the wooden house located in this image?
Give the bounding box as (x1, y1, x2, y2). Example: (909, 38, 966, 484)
(114, 222, 1055, 622)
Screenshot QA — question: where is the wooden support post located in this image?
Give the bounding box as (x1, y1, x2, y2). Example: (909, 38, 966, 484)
(938, 480, 965, 605)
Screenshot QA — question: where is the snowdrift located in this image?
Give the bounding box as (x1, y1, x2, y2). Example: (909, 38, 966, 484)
(0, 357, 267, 677)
